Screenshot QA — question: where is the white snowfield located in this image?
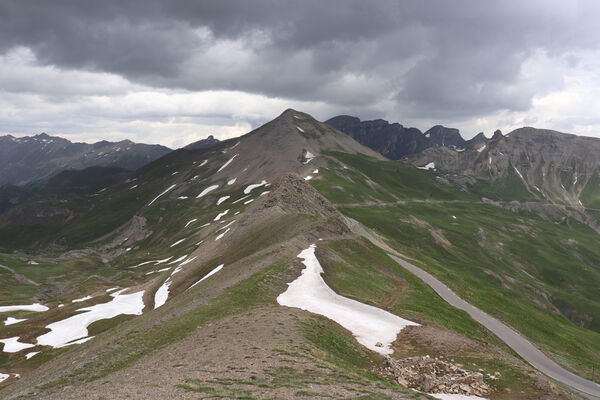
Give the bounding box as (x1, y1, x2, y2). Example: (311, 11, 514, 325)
(0, 337, 35, 353)
(277, 245, 419, 356)
(197, 184, 219, 198)
(217, 154, 238, 173)
(154, 280, 171, 309)
(214, 209, 230, 221)
(4, 317, 26, 325)
(0, 303, 49, 313)
(431, 394, 489, 400)
(189, 264, 224, 289)
(243, 180, 267, 194)
(36, 289, 145, 348)
(148, 184, 176, 206)
(418, 162, 435, 170)
(217, 196, 230, 205)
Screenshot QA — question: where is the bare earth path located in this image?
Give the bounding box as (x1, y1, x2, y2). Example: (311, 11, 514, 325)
(388, 254, 600, 400)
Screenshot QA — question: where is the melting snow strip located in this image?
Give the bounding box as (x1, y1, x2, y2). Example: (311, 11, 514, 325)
(197, 184, 219, 198)
(297, 126, 305, 133)
(185, 218, 198, 228)
(260, 190, 270, 196)
(72, 295, 93, 303)
(244, 199, 254, 204)
(0, 303, 49, 313)
(144, 267, 171, 276)
(148, 184, 176, 206)
(243, 181, 267, 194)
(199, 159, 208, 167)
(217, 154, 238, 173)
(418, 162, 435, 170)
(189, 264, 224, 289)
(177, 256, 198, 268)
(217, 196, 230, 205)
(232, 194, 251, 204)
(215, 228, 231, 241)
(216, 220, 235, 231)
(170, 238, 186, 247)
(155, 256, 173, 265)
(167, 255, 188, 265)
(214, 209, 229, 221)
(25, 351, 39, 360)
(277, 244, 418, 355)
(178, 196, 189, 200)
(477, 145, 486, 153)
(227, 177, 237, 185)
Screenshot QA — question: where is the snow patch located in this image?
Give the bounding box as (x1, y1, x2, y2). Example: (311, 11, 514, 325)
(243, 180, 267, 194)
(178, 196, 188, 200)
(227, 177, 237, 185)
(232, 194, 250, 204)
(197, 184, 219, 198)
(0, 337, 35, 353)
(199, 159, 208, 167)
(296, 126, 304, 133)
(36, 290, 145, 348)
(215, 228, 231, 241)
(260, 190, 270, 196)
(0, 373, 9, 383)
(244, 199, 254, 205)
(214, 209, 230, 221)
(477, 145, 486, 153)
(144, 267, 171, 276)
(72, 295, 93, 303)
(217, 196, 230, 205)
(513, 165, 524, 180)
(0, 304, 49, 313)
(303, 151, 315, 164)
(167, 255, 188, 265)
(277, 245, 418, 355)
(184, 218, 198, 228)
(148, 184, 176, 206)
(170, 238, 185, 247)
(25, 351, 39, 360)
(418, 162, 435, 170)
(154, 280, 171, 309)
(313, 169, 319, 174)
(4, 317, 26, 325)
(304, 176, 313, 181)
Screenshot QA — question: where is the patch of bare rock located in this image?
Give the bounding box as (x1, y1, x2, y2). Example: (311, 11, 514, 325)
(382, 355, 494, 397)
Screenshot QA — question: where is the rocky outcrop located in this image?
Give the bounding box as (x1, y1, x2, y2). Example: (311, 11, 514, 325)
(382, 355, 493, 397)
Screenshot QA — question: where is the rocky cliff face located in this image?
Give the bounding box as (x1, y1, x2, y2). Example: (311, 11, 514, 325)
(404, 127, 600, 209)
(325, 115, 490, 159)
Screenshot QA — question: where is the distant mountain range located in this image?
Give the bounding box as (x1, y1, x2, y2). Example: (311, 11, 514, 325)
(0, 133, 172, 187)
(325, 115, 501, 159)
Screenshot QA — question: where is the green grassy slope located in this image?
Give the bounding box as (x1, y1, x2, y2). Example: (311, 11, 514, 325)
(313, 151, 600, 382)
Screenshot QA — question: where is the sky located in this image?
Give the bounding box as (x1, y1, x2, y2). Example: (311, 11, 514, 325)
(1, 0, 600, 148)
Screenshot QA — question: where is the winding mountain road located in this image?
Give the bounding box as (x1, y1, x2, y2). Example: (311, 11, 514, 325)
(388, 254, 600, 400)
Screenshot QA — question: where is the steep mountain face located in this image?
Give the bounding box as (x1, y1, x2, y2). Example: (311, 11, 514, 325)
(0, 110, 596, 400)
(0, 133, 171, 186)
(183, 134, 220, 150)
(326, 115, 490, 159)
(404, 127, 600, 210)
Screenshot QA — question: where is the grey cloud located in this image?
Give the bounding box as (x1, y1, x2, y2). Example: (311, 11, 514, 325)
(0, 0, 599, 121)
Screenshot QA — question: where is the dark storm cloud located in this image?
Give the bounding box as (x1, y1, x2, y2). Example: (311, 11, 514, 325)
(1, 0, 599, 119)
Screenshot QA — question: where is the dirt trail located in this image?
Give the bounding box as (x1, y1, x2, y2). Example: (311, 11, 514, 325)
(0, 264, 38, 286)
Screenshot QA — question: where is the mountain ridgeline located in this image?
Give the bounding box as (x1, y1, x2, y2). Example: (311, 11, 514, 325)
(0, 133, 172, 187)
(325, 115, 498, 159)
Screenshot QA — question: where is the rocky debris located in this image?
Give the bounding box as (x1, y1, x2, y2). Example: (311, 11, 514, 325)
(382, 355, 492, 397)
